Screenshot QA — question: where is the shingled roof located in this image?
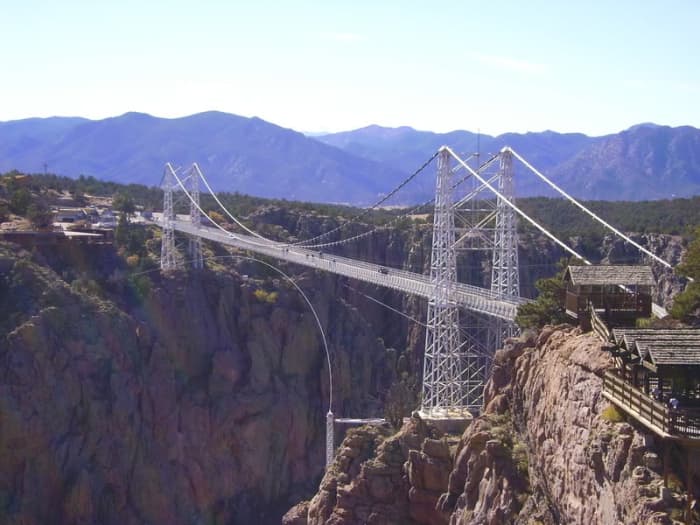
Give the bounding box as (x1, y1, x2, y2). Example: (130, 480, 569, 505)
(564, 265, 655, 286)
(612, 328, 700, 366)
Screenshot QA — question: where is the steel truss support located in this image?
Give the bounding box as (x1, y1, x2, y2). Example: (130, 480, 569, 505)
(461, 311, 492, 411)
(488, 150, 520, 358)
(188, 164, 204, 269)
(421, 148, 521, 415)
(160, 163, 178, 271)
(326, 411, 334, 468)
(421, 148, 467, 416)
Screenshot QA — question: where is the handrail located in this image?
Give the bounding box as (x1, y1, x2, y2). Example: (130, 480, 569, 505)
(168, 219, 528, 321)
(589, 301, 611, 342)
(603, 370, 700, 440)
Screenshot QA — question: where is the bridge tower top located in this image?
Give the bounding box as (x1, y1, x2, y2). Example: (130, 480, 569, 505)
(421, 149, 466, 416)
(160, 164, 178, 271)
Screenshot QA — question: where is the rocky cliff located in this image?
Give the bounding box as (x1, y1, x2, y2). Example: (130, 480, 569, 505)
(0, 205, 693, 524)
(248, 205, 689, 306)
(0, 241, 407, 524)
(287, 326, 696, 524)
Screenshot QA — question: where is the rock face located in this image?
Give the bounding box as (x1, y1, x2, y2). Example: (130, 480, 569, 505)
(0, 243, 403, 524)
(292, 418, 458, 525)
(598, 233, 687, 309)
(448, 326, 679, 524)
(289, 326, 689, 524)
(1, 206, 693, 524)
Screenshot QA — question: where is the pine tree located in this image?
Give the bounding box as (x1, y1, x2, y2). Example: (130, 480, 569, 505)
(671, 227, 700, 323)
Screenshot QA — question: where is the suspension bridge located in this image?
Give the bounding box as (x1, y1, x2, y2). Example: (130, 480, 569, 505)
(153, 144, 677, 463)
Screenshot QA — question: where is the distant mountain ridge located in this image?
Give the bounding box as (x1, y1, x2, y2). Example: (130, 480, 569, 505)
(319, 123, 700, 200)
(1, 112, 700, 203)
(0, 112, 409, 204)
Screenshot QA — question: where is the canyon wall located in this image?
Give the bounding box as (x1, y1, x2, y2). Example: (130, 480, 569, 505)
(0, 209, 692, 524)
(288, 326, 695, 524)
(0, 242, 404, 524)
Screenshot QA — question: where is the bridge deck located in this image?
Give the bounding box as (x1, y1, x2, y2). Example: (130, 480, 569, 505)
(167, 220, 526, 321)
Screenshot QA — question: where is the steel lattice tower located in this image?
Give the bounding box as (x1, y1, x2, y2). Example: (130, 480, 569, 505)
(421, 148, 521, 415)
(188, 164, 204, 269)
(421, 148, 466, 416)
(488, 149, 520, 357)
(160, 163, 178, 271)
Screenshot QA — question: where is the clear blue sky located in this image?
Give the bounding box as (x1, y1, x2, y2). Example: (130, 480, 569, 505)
(2, 0, 699, 135)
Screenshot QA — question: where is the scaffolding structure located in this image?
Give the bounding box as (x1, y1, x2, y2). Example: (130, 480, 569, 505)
(421, 148, 520, 415)
(421, 148, 464, 416)
(160, 163, 178, 271)
(487, 150, 519, 361)
(188, 164, 204, 269)
(160, 163, 204, 271)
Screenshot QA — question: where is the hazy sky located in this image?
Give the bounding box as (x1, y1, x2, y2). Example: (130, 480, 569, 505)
(3, 0, 699, 135)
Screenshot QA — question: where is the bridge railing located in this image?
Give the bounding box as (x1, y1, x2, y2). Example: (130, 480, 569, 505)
(166, 220, 526, 320)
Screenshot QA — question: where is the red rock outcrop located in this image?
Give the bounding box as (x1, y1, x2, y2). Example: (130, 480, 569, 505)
(291, 417, 459, 525)
(0, 244, 403, 524)
(289, 326, 692, 524)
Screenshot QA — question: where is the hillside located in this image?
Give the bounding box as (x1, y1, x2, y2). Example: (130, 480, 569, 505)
(2, 113, 700, 203)
(549, 124, 700, 200)
(0, 226, 415, 524)
(319, 124, 700, 200)
(286, 327, 696, 524)
(317, 126, 594, 179)
(0, 112, 408, 205)
(1, 171, 697, 523)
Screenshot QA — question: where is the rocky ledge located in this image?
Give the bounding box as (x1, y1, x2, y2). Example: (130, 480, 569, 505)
(286, 326, 694, 524)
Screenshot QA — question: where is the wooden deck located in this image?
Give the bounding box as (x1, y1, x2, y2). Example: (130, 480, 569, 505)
(603, 371, 700, 442)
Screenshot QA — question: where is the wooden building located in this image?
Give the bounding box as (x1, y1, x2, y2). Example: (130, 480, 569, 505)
(564, 265, 653, 328)
(608, 328, 700, 412)
(602, 328, 700, 522)
(604, 327, 700, 441)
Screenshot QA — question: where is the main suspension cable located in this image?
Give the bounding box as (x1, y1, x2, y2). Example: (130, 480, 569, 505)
(194, 163, 267, 240)
(507, 147, 684, 277)
(292, 150, 441, 247)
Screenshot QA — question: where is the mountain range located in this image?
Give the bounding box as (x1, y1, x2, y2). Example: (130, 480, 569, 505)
(2, 112, 700, 203)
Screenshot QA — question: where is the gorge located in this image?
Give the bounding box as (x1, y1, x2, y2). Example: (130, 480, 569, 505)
(0, 201, 695, 524)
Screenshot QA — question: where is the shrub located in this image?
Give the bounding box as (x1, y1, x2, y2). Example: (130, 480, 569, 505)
(515, 259, 571, 329)
(208, 210, 227, 224)
(70, 277, 102, 298)
(512, 441, 529, 477)
(671, 226, 700, 322)
(666, 472, 684, 492)
(601, 404, 625, 423)
(9, 188, 31, 215)
(27, 200, 53, 230)
(129, 274, 151, 301)
(384, 378, 418, 429)
(635, 317, 652, 328)
(253, 289, 278, 303)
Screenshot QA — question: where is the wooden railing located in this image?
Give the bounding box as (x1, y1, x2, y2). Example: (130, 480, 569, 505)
(565, 290, 652, 319)
(589, 302, 611, 341)
(603, 371, 700, 440)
